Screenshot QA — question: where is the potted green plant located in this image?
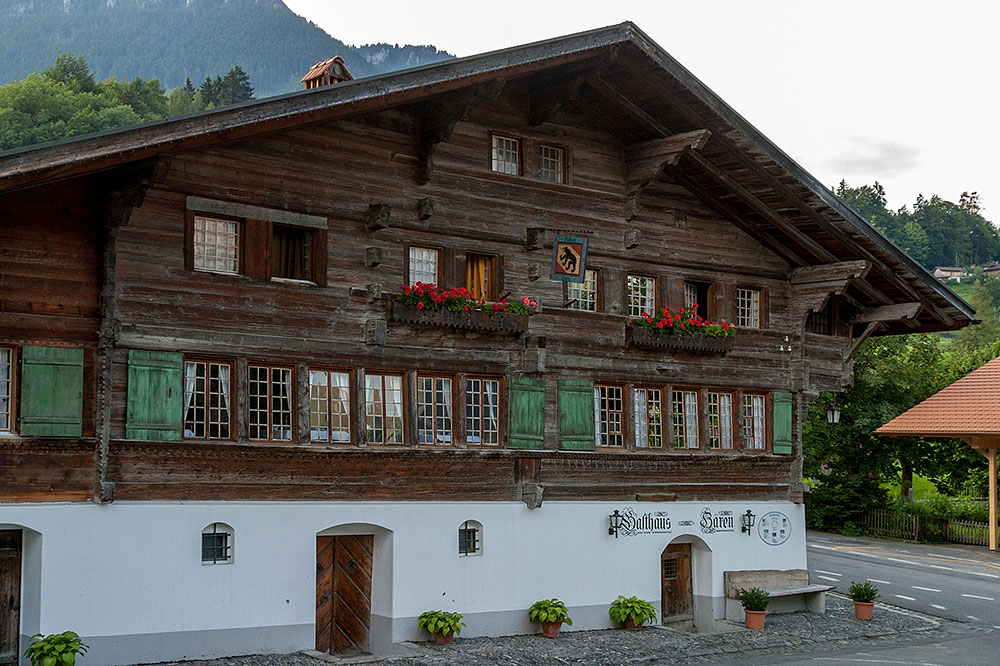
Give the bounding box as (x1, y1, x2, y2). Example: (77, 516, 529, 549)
(848, 581, 880, 620)
(737, 587, 770, 629)
(608, 595, 658, 630)
(528, 598, 573, 638)
(417, 610, 466, 645)
(24, 631, 90, 666)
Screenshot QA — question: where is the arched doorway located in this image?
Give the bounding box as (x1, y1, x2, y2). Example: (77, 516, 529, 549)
(661, 535, 712, 631)
(0, 524, 41, 666)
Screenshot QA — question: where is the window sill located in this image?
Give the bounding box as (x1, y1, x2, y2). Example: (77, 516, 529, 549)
(270, 277, 316, 286)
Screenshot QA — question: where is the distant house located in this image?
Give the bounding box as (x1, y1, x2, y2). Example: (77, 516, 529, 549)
(982, 262, 1000, 278)
(933, 266, 967, 282)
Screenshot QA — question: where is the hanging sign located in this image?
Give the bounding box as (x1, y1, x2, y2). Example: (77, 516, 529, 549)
(550, 235, 589, 283)
(757, 511, 791, 546)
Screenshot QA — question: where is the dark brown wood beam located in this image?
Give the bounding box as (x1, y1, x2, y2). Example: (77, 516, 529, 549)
(846, 322, 885, 360)
(586, 76, 673, 136)
(851, 302, 923, 324)
(625, 130, 711, 220)
(529, 74, 586, 126)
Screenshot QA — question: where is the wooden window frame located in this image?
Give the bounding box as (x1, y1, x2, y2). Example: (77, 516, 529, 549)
(186, 211, 245, 276)
(594, 383, 625, 448)
(632, 385, 665, 450)
(684, 280, 714, 320)
(465, 375, 503, 447)
(627, 274, 658, 317)
(308, 367, 354, 445)
(405, 244, 443, 287)
(806, 298, 835, 336)
(247, 362, 295, 443)
(463, 253, 500, 302)
(670, 387, 701, 450)
(735, 286, 764, 329)
(364, 370, 407, 446)
(182, 356, 235, 441)
(0, 346, 15, 435)
(565, 268, 600, 312)
(706, 390, 736, 450)
(538, 143, 567, 184)
(740, 392, 771, 452)
(489, 133, 521, 176)
(416, 374, 455, 446)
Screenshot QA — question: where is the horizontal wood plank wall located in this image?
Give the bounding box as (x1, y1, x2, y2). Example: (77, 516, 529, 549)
(0, 440, 94, 502)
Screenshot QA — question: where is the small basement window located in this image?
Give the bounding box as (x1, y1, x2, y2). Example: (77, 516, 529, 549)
(459, 520, 482, 556)
(202, 522, 234, 564)
(271, 225, 311, 282)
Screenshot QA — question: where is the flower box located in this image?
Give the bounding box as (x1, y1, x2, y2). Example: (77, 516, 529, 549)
(626, 323, 736, 355)
(390, 301, 529, 335)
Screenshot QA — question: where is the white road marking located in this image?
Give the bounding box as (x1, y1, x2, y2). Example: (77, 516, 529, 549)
(809, 544, 838, 551)
(911, 586, 941, 592)
(969, 571, 1000, 579)
(968, 615, 981, 621)
(815, 569, 843, 576)
(886, 557, 921, 565)
(928, 564, 956, 571)
(930, 604, 947, 610)
(817, 575, 840, 582)
(849, 550, 880, 558)
(894, 594, 916, 601)
(962, 594, 995, 601)
(812, 658, 946, 664)
(868, 578, 892, 584)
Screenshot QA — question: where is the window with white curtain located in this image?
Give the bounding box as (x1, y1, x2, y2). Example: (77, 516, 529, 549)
(310, 370, 351, 442)
(417, 376, 452, 444)
(466, 378, 500, 445)
(183, 360, 231, 440)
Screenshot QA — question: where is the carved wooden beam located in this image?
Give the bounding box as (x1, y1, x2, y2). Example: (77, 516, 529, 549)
(789, 260, 870, 286)
(845, 321, 885, 360)
(624, 129, 711, 220)
(417, 79, 506, 184)
(529, 74, 586, 126)
(789, 260, 870, 322)
(587, 76, 674, 136)
(851, 302, 923, 325)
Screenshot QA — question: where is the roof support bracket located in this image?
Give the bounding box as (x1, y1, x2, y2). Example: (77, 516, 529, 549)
(789, 260, 870, 324)
(850, 302, 924, 328)
(624, 129, 711, 220)
(844, 321, 885, 361)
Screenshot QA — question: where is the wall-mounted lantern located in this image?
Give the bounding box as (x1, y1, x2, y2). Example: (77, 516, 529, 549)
(826, 401, 841, 425)
(608, 510, 623, 538)
(741, 509, 756, 535)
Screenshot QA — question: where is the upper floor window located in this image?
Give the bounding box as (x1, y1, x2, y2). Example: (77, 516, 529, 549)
(594, 384, 624, 447)
(671, 390, 699, 449)
(183, 360, 231, 440)
(0, 347, 11, 433)
(271, 225, 311, 282)
(417, 376, 452, 445)
(408, 246, 439, 286)
(466, 377, 500, 445)
(736, 288, 761, 328)
(310, 370, 351, 443)
(707, 391, 734, 449)
(741, 394, 767, 450)
(365, 373, 404, 444)
(248, 365, 293, 442)
(193, 216, 240, 274)
(633, 387, 663, 448)
(806, 300, 833, 335)
(466, 254, 496, 301)
(685, 281, 711, 319)
(491, 135, 519, 175)
(539, 145, 565, 183)
(202, 522, 234, 565)
(628, 275, 656, 317)
(567, 269, 598, 311)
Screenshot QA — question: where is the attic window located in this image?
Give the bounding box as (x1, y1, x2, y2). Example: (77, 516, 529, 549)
(806, 300, 833, 335)
(491, 135, 519, 175)
(539, 145, 565, 183)
(272, 225, 311, 282)
(193, 216, 240, 274)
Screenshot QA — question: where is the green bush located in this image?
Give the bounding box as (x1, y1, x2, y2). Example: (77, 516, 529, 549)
(24, 632, 89, 666)
(528, 598, 573, 625)
(608, 595, 658, 626)
(417, 610, 465, 637)
(840, 521, 862, 537)
(737, 587, 770, 612)
(848, 581, 880, 603)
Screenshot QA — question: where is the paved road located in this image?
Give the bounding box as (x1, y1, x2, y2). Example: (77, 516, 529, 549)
(806, 531, 1000, 628)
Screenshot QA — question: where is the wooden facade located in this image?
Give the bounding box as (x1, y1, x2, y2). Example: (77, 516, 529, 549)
(0, 23, 973, 510)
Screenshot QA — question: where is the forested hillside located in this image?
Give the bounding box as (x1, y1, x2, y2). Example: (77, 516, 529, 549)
(0, 0, 452, 97)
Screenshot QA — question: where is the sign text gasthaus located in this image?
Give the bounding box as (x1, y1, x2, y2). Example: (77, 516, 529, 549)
(617, 507, 672, 537)
(699, 508, 735, 534)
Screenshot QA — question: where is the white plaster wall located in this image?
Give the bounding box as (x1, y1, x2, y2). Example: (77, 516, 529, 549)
(0, 500, 805, 642)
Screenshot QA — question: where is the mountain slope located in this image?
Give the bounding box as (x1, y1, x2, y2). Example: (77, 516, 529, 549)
(0, 0, 453, 97)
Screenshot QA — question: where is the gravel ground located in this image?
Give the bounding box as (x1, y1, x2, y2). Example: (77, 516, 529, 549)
(137, 595, 954, 666)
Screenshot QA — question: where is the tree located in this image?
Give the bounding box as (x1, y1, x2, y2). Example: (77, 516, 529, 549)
(166, 86, 199, 117)
(182, 77, 196, 100)
(218, 66, 254, 105)
(42, 53, 98, 94)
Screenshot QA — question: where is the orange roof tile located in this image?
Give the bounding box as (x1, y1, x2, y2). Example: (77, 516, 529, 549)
(877, 356, 1000, 437)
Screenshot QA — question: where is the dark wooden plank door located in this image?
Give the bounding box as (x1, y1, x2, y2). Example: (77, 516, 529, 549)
(0, 531, 22, 666)
(661, 543, 693, 623)
(316, 535, 373, 654)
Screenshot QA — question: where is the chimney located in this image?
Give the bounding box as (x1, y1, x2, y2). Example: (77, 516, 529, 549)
(301, 56, 354, 90)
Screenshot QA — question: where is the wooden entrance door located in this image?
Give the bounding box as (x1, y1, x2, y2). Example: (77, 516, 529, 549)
(316, 535, 373, 654)
(661, 543, 693, 623)
(0, 531, 21, 665)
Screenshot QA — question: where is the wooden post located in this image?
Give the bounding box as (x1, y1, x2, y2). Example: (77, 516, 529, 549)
(990, 447, 998, 552)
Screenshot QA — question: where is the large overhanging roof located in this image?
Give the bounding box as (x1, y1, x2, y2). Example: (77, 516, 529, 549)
(0, 22, 974, 334)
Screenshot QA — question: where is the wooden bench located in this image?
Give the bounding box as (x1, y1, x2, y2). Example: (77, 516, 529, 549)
(724, 569, 832, 621)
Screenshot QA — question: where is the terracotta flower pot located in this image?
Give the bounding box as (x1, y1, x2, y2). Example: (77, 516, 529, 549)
(854, 601, 875, 621)
(541, 621, 562, 638)
(744, 609, 767, 630)
(432, 631, 454, 645)
(624, 617, 644, 631)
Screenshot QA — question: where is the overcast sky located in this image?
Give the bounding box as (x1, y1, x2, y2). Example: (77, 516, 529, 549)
(283, 0, 999, 219)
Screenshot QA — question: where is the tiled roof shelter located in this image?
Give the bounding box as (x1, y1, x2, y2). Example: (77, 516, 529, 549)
(877, 357, 1000, 550)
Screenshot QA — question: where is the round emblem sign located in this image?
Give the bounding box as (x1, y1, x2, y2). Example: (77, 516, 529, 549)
(757, 511, 791, 546)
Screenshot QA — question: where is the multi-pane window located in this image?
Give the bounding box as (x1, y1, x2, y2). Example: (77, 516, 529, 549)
(491, 135, 519, 175)
(417, 376, 452, 444)
(248, 365, 292, 441)
(707, 392, 734, 449)
(568, 269, 598, 311)
(633, 388, 663, 448)
(271, 225, 311, 282)
(593, 385, 624, 447)
(741, 394, 767, 450)
(466, 378, 500, 445)
(628, 275, 656, 316)
(459, 520, 482, 556)
(183, 360, 231, 439)
(465, 254, 496, 301)
(365, 373, 404, 444)
(736, 288, 761, 328)
(806, 301, 833, 335)
(201, 523, 233, 564)
(0, 348, 11, 432)
(671, 390, 699, 449)
(310, 370, 351, 443)
(408, 246, 439, 285)
(193, 216, 240, 274)
(539, 145, 564, 183)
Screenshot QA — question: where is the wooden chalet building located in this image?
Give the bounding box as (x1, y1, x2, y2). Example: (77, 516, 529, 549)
(0, 22, 974, 665)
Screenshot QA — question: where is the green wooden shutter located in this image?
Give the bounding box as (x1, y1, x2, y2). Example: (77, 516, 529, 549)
(507, 376, 546, 449)
(558, 379, 595, 450)
(19, 346, 84, 437)
(772, 391, 793, 455)
(126, 350, 183, 441)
